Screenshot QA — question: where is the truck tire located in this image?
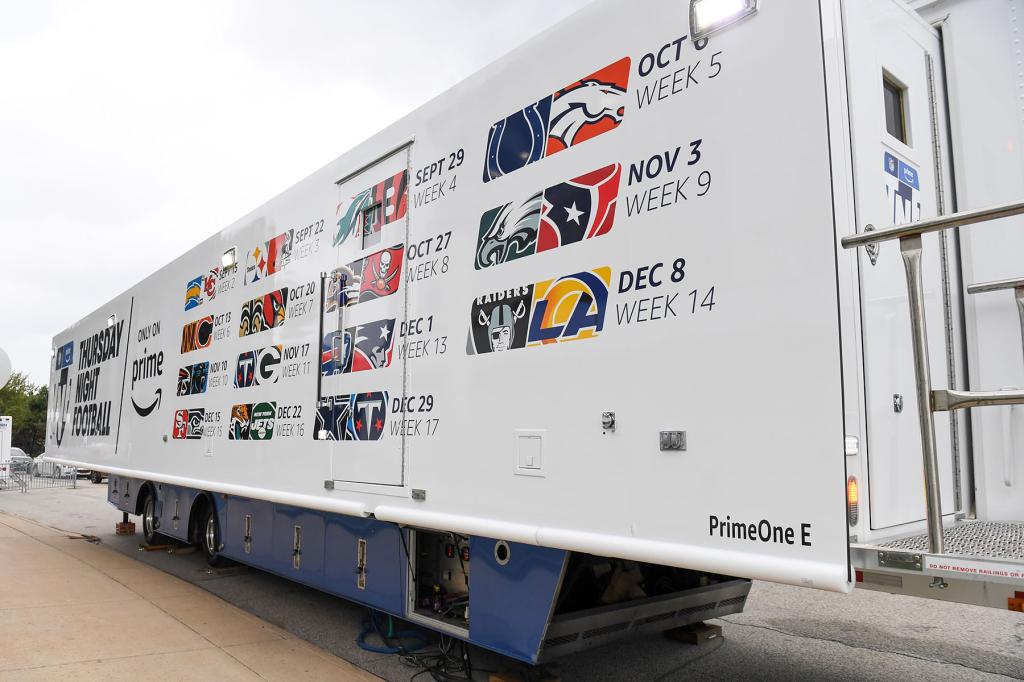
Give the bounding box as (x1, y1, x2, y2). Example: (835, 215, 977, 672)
(201, 505, 229, 567)
(142, 492, 161, 545)
(90, 471, 103, 484)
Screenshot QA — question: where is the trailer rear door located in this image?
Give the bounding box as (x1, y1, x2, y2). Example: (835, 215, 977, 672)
(320, 145, 412, 488)
(844, 0, 966, 530)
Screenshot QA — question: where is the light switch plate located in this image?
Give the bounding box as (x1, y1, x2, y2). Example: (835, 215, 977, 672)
(514, 429, 546, 477)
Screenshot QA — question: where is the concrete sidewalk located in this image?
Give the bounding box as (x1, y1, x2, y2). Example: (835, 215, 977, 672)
(0, 512, 380, 681)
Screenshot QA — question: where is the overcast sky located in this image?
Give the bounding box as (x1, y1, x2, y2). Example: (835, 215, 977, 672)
(0, 0, 593, 386)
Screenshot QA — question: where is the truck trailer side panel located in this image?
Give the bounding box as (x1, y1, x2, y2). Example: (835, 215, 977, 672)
(46, 0, 851, 600)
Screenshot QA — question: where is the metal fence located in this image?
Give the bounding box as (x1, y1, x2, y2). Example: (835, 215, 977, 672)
(0, 460, 78, 493)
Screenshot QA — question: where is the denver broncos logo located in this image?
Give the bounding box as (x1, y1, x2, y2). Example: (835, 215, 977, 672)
(546, 63, 629, 156)
(483, 57, 631, 183)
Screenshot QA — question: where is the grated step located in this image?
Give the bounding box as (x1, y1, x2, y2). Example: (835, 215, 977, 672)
(880, 521, 1024, 560)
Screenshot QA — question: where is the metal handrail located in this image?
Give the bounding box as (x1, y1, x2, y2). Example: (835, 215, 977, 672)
(842, 200, 1024, 582)
(934, 388, 1024, 412)
(966, 276, 1024, 372)
(842, 199, 1024, 249)
(966, 277, 1024, 295)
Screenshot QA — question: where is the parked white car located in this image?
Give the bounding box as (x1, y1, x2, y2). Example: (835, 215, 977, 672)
(29, 457, 74, 478)
(9, 447, 32, 474)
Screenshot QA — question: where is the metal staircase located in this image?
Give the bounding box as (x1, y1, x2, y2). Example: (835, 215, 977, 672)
(844, 201, 1024, 609)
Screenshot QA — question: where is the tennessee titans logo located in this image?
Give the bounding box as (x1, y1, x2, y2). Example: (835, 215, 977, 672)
(314, 392, 388, 441)
(348, 392, 388, 441)
(483, 57, 630, 183)
(235, 351, 257, 388)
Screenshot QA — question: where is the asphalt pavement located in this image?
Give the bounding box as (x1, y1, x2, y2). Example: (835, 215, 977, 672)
(1, 484, 1021, 681)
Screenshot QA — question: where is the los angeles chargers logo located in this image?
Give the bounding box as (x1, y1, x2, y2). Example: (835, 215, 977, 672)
(467, 268, 611, 355)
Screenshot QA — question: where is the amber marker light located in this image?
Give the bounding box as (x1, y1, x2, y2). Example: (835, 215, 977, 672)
(847, 476, 859, 526)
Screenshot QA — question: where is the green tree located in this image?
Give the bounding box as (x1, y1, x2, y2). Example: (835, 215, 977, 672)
(0, 372, 48, 455)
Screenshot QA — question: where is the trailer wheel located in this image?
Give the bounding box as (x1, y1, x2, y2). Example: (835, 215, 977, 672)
(142, 493, 160, 545)
(90, 471, 103, 484)
(201, 505, 229, 567)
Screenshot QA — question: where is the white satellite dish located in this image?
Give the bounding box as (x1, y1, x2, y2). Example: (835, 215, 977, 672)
(0, 347, 10, 389)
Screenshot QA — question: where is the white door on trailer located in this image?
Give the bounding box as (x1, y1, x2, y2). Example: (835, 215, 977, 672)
(845, 0, 965, 529)
(319, 146, 411, 488)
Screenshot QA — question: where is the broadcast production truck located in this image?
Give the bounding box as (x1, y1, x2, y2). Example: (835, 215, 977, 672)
(44, 0, 1024, 664)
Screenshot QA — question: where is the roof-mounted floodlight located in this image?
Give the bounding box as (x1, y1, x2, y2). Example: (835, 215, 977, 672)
(222, 247, 237, 270)
(690, 0, 758, 40)
(107, 314, 116, 327)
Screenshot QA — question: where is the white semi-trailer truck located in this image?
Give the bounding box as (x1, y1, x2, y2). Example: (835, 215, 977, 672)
(44, 0, 1024, 663)
(0, 416, 11, 484)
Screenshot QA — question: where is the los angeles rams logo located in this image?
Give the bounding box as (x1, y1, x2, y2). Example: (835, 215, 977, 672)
(528, 268, 611, 345)
(467, 268, 611, 355)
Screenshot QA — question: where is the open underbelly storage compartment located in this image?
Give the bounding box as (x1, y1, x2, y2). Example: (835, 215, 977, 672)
(407, 529, 471, 636)
(403, 530, 751, 659)
(538, 554, 752, 661)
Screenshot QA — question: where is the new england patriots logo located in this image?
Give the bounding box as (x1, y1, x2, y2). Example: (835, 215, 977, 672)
(352, 319, 395, 372)
(321, 319, 394, 377)
(483, 57, 630, 183)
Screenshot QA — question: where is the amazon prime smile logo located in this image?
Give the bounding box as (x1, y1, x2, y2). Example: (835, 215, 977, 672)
(131, 322, 164, 418)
